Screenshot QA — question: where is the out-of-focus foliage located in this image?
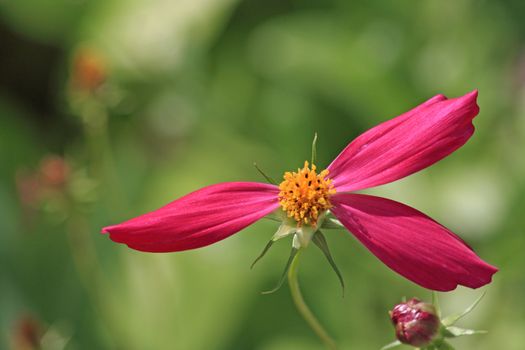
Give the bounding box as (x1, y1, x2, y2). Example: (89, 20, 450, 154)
(1, 0, 524, 349)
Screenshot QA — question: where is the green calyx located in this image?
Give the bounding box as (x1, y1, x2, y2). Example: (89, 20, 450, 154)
(252, 217, 345, 296)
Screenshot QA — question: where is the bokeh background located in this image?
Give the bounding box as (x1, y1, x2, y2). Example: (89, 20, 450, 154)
(1, 0, 524, 349)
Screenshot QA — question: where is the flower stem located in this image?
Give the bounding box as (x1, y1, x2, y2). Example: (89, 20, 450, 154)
(287, 249, 338, 350)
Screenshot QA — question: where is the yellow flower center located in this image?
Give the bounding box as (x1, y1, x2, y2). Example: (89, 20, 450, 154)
(278, 161, 336, 226)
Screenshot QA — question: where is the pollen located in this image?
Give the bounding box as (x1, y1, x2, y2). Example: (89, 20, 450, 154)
(278, 161, 336, 226)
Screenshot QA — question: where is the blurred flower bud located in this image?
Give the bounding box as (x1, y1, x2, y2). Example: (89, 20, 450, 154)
(11, 315, 43, 350)
(16, 155, 72, 223)
(40, 155, 70, 187)
(389, 298, 440, 347)
(71, 48, 107, 92)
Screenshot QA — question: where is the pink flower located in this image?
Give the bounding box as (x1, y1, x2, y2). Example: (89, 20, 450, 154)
(102, 90, 497, 291)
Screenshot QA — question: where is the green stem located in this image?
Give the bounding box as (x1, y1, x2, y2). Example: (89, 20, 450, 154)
(81, 99, 128, 216)
(287, 250, 337, 350)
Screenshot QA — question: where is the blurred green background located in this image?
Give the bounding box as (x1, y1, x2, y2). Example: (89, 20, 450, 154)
(1, 0, 524, 349)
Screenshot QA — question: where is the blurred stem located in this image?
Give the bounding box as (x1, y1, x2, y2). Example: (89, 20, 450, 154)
(70, 97, 129, 347)
(287, 250, 337, 350)
(81, 99, 128, 216)
(66, 212, 126, 349)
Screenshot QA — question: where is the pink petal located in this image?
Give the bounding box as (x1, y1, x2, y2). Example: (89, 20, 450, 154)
(102, 182, 280, 252)
(330, 193, 497, 291)
(328, 91, 479, 192)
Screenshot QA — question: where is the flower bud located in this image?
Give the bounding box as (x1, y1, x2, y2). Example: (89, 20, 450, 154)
(389, 298, 440, 347)
(70, 48, 107, 92)
(40, 155, 70, 187)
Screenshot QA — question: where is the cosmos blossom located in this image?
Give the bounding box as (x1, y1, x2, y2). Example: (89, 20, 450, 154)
(102, 90, 497, 292)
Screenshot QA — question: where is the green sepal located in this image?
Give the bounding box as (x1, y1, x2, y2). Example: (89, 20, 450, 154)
(311, 132, 318, 165)
(380, 340, 401, 350)
(442, 292, 485, 327)
(261, 248, 299, 295)
(251, 221, 296, 269)
(295, 225, 316, 248)
(416, 340, 455, 350)
(273, 221, 296, 241)
(320, 211, 344, 230)
(321, 217, 344, 229)
(253, 162, 277, 185)
(251, 240, 274, 269)
(262, 214, 281, 222)
(432, 339, 456, 350)
(442, 326, 487, 338)
(420, 339, 454, 350)
(312, 231, 345, 297)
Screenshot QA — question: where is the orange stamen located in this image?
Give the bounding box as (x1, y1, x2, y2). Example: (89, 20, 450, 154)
(278, 161, 336, 226)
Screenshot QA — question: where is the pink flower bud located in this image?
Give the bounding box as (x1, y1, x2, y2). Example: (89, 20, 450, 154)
(71, 48, 107, 92)
(389, 298, 440, 347)
(39, 155, 70, 187)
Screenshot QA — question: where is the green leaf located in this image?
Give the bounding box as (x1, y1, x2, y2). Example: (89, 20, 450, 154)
(312, 231, 345, 297)
(311, 132, 318, 165)
(380, 340, 401, 350)
(442, 292, 486, 327)
(261, 248, 299, 295)
(253, 162, 277, 185)
(443, 326, 487, 338)
(251, 240, 274, 269)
